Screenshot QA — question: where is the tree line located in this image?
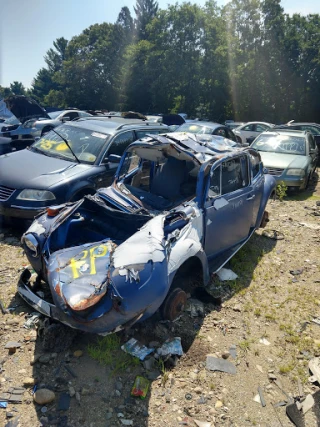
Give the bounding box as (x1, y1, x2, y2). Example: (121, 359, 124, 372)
(1, 0, 320, 123)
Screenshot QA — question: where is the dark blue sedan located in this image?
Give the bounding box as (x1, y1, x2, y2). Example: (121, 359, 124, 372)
(18, 132, 276, 334)
(0, 118, 168, 220)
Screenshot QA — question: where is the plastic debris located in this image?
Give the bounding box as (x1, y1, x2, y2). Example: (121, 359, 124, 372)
(229, 344, 237, 359)
(23, 312, 42, 329)
(253, 394, 261, 404)
(121, 338, 154, 361)
(308, 357, 320, 383)
(217, 268, 238, 281)
(301, 394, 314, 414)
(120, 420, 133, 426)
(206, 355, 236, 374)
(130, 376, 149, 399)
(156, 337, 183, 357)
(259, 338, 271, 346)
(194, 420, 211, 427)
(0, 401, 8, 408)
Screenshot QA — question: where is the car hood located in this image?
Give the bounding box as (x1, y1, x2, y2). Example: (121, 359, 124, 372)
(0, 96, 50, 123)
(258, 151, 308, 169)
(0, 149, 92, 189)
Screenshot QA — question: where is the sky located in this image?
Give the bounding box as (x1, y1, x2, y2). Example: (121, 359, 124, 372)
(1, 0, 319, 89)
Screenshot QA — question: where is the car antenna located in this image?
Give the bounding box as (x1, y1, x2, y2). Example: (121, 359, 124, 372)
(51, 128, 80, 164)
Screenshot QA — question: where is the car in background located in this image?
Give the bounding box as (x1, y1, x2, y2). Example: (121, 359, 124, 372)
(176, 121, 237, 142)
(0, 96, 92, 154)
(0, 95, 50, 152)
(273, 121, 320, 159)
(0, 118, 169, 220)
(233, 122, 274, 145)
(251, 129, 318, 190)
(227, 121, 246, 130)
(36, 109, 93, 134)
(18, 132, 275, 334)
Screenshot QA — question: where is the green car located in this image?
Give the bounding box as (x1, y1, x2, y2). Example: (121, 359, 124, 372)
(251, 129, 318, 190)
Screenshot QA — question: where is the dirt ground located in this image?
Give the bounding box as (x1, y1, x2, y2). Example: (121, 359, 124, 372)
(0, 171, 320, 427)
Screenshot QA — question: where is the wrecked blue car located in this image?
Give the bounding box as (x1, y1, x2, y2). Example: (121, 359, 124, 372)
(18, 133, 276, 334)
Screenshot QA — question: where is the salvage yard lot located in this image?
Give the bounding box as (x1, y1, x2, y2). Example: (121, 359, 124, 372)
(0, 171, 319, 427)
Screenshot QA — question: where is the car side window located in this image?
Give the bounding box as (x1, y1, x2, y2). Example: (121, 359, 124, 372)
(215, 128, 227, 137)
(249, 151, 261, 178)
(255, 124, 268, 132)
(226, 128, 236, 141)
(63, 112, 78, 121)
(301, 125, 320, 136)
(209, 166, 221, 197)
(243, 124, 253, 131)
(135, 129, 162, 139)
(108, 131, 135, 157)
(308, 134, 316, 150)
(221, 157, 249, 195)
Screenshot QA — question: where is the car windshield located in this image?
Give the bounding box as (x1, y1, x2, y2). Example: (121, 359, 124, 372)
(48, 111, 63, 119)
(178, 123, 213, 134)
(251, 134, 306, 155)
(31, 125, 109, 164)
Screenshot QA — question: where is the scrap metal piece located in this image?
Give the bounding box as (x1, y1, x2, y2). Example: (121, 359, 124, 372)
(206, 356, 236, 374)
(258, 386, 266, 407)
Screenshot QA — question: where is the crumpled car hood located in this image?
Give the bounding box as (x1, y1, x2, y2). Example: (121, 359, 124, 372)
(0, 95, 50, 123)
(0, 149, 91, 189)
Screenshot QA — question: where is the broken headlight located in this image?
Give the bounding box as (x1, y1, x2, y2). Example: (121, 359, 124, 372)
(22, 234, 39, 257)
(17, 189, 56, 201)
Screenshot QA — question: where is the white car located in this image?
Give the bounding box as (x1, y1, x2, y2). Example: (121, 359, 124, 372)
(233, 121, 274, 145)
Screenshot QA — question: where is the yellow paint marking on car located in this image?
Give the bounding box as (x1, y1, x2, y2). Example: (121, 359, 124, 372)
(70, 244, 109, 279)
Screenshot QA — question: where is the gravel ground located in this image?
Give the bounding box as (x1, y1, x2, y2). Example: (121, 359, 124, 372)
(0, 171, 319, 427)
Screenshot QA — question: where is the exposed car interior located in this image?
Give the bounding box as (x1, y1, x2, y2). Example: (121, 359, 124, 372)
(123, 155, 199, 211)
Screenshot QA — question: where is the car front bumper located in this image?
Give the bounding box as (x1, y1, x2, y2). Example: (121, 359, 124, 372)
(273, 175, 307, 189)
(17, 268, 144, 335)
(0, 203, 46, 219)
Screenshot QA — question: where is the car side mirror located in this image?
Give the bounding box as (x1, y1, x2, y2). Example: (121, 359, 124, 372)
(62, 117, 71, 122)
(107, 154, 121, 163)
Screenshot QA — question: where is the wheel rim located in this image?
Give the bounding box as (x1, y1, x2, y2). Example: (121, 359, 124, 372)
(161, 288, 187, 321)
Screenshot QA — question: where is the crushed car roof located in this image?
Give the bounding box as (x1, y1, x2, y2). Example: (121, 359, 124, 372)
(129, 132, 240, 165)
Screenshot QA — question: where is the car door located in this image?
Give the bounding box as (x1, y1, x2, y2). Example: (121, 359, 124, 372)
(204, 155, 255, 258)
(240, 124, 255, 143)
(307, 134, 318, 170)
(300, 125, 320, 156)
(98, 131, 135, 188)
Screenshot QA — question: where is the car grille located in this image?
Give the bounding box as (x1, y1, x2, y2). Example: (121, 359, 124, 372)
(0, 185, 16, 201)
(267, 168, 284, 176)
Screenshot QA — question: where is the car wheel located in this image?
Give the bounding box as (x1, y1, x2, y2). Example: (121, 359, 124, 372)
(41, 126, 53, 136)
(161, 287, 187, 321)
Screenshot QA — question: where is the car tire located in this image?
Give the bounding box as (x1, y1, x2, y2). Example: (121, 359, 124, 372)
(41, 126, 53, 136)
